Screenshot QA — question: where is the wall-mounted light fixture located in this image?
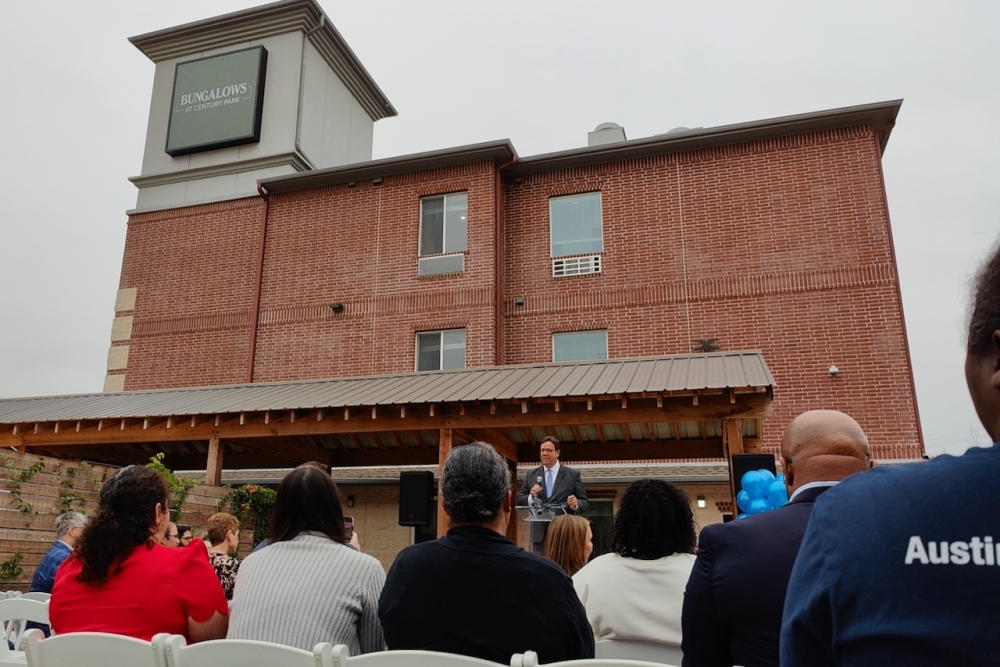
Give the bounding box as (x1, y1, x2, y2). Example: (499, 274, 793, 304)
(514, 297, 525, 307)
(372, 177, 383, 186)
(828, 364, 839, 377)
(330, 303, 344, 314)
(346, 495, 355, 507)
(697, 496, 707, 509)
(348, 181, 357, 188)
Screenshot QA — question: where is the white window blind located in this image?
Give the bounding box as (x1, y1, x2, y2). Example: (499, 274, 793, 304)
(550, 192, 603, 258)
(553, 330, 608, 363)
(416, 329, 466, 371)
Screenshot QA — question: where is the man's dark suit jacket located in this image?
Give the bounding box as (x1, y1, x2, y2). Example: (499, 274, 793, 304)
(681, 485, 831, 667)
(515, 464, 589, 513)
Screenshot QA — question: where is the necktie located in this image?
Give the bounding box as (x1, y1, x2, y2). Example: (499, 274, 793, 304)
(546, 468, 554, 497)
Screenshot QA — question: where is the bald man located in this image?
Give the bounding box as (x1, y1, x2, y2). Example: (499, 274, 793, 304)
(681, 410, 873, 667)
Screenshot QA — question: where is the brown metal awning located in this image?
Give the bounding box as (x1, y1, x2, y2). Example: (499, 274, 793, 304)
(0, 352, 775, 476)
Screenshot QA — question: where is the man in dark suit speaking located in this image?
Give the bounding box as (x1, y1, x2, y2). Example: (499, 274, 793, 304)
(517, 436, 589, 513)
(516, 436, 589, 551)
(680, 410, 873, 667)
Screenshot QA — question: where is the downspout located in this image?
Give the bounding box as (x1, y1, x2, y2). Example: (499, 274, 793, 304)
(246, 183, 270, 383)
(495, 155, 518, 366)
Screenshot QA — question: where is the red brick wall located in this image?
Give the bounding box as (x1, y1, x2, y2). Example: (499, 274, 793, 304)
(118, 198, 262, 389)
(503, 126, 920, 458)
(116, 125, 921, 458)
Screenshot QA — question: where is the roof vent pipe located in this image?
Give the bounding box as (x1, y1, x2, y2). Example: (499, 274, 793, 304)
(588, 122, 626, 147)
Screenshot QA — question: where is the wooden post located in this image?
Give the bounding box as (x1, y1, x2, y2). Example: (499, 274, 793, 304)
(506, 459, 519, 544)
(437, 428, 453, 538)
(722, 418, 744, 515)
(206, 435, 223, 486)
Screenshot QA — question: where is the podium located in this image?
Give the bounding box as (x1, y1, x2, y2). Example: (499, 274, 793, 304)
(516, 504, 567, 554)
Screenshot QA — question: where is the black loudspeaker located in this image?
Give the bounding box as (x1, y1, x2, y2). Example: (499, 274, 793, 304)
(731, 453, 778, 495)
(398, 471, 434, 526)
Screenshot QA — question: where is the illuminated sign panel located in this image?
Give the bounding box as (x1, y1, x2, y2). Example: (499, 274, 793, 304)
(165, 46, 268, 157)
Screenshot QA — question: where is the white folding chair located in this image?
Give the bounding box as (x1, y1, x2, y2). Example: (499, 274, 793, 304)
(511, 650, 679, 667)
(16, 596, 48, 604)
(161, 635, 337, 667)
(595, 639, 683, 665)
(0, 598, 49, 657)
(22, 629, 166, 667)
(348, 647, 508, 667)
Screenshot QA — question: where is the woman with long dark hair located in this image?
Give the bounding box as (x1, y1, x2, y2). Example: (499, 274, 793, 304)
(572, 479, 697, 646)
(227, 465, 385, 653)
(48, 465, 228, 641)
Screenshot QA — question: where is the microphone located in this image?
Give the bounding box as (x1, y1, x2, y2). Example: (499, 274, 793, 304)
(532, 475, 542, 497)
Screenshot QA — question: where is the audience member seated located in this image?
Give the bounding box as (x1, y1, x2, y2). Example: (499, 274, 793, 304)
(206, 512, 241, 601)
(781, 238, 1000, 665)
(379, 442, 594, 664)
(544, 514, 593, 576)
(49, 465, 228, 642)
(573, 479, 696, 646)
(161, 521, 180, 547)
(682, 410, 873, 667)
(31, 512, 85, 594)
(228, 466, 385, 654)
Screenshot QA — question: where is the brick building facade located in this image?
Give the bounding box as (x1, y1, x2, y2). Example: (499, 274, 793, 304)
(108, 113, 922, 460)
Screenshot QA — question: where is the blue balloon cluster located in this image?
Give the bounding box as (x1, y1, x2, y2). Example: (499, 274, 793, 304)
(736, 469, 788, 520)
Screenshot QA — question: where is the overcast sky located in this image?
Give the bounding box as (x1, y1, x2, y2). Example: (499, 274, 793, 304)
(1, 1, 997, 456)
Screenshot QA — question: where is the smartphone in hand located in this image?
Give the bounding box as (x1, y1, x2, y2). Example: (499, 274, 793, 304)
(344, 516, 354, 540)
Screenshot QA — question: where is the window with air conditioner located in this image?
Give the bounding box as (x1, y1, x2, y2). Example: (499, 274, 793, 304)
(553, 330, 608, 363)
(416, 329, 466, 371)
(550, 192, 603, 258)
(418, 192, 467, 276)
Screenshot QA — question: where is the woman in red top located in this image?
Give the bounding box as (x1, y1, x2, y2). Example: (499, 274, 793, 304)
(49, 465, 228, 642)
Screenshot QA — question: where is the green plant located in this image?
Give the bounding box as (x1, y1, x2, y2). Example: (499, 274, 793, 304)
(218, 484, 277, 547)
(146, 453, 199, 520)
(58, 463, 97, 513)
(4, 458, 45, 512)
(0, 553, 24, 582)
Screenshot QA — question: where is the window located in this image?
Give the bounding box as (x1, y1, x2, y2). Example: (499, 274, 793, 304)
(420, 192, 467, 256)
(416, 329, 466, 371)
(550, 192, 602, 258)
(553, 330, 607, 363)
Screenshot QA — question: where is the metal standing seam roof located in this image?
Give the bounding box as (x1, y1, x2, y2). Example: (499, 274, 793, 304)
(0, 352, 774, 425)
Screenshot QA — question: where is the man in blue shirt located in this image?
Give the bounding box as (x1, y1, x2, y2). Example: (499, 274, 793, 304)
(781, 239, 1000, 666)
(30, 512, 85, 594)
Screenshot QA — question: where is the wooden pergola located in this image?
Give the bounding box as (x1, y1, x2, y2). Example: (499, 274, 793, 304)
(0, 353, 774, 536)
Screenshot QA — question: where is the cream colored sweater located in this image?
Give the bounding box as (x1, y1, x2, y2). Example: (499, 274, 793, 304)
(572, 551, 696, 645)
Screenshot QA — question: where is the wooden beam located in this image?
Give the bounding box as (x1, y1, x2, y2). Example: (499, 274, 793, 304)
(518, 438, 726, 462)
(206, 436, 223, 486)
(227, 436, 334, 466)
(620, 424, 631, 443)
(570, 425, 582, 444)
(596, 424, 606, 444)
(476, 428, 518, 463)
(2, 394, 773, 449)
(438, 428, 453, 538)
(723, 418, 745, 514)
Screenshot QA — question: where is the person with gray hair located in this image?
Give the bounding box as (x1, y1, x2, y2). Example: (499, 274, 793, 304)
(379, 442, 594, 664)
(30, 512, 86, 594)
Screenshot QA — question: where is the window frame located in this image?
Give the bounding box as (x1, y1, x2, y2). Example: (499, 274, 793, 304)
(552, 329, 608, 363)
(415, 328, 467, 372)
(418, 191, 468, 258)
(549, 191, 603, 259)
